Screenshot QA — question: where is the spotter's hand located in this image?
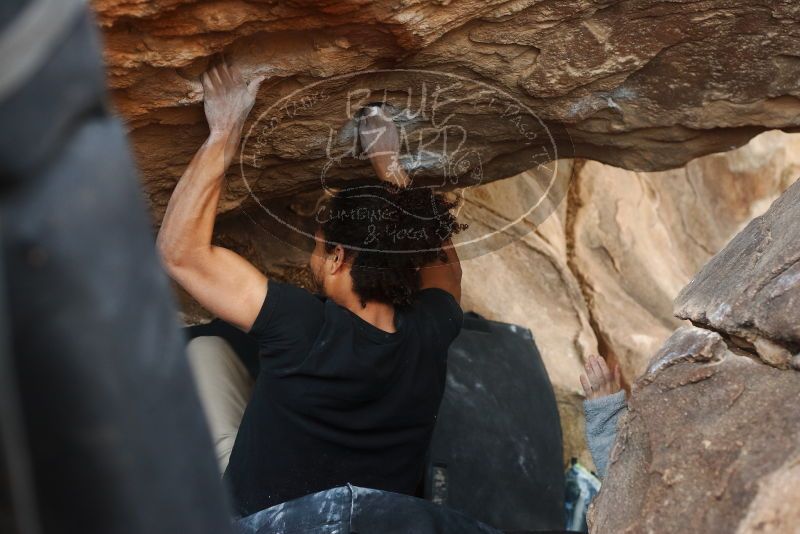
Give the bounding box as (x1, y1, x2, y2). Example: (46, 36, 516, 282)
(580, 355, 622, 400)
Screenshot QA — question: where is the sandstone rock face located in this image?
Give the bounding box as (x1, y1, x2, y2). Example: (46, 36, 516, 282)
(590, 167, 800, 533)
(465, 130, 800, 391)
(459, 160, 594, 394)
(92, 0, 800, 220)
(735, 456, 800, 534)
(590, 326, 800, 534)
(675, 178, 800, 368)
(459, 131, 800, 468)
(569, 130, 800, 379)
(457, 161, 599, 468)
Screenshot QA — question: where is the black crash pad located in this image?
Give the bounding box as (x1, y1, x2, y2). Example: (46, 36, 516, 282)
(425, 312, 565, 532)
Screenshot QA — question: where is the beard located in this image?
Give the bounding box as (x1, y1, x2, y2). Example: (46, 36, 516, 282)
(309, 263, 325, 296)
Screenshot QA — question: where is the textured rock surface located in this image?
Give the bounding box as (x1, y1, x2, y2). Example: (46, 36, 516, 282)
(570, 130, 800, 378)
(590, 326, 800, 534)
(456, 161, 599, 468)
(92, 0, 800, 220)
(462, 130, 800, 392)
(460, 131, 800, 468)
(590, 168, 800, 533)
(459, 160, 594, 393)
(675, 178, 800, 368)
(735, 455, 800, 533)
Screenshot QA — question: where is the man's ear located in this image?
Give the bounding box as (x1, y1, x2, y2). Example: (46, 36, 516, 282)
(329, 244, 347, 274)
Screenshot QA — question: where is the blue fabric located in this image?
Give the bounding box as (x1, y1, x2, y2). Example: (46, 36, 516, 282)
(583, 391, 627, 479)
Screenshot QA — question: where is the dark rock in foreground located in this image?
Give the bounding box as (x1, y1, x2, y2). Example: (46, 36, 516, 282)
(591, 177, 800, 533)
(590, 326, 800, 534)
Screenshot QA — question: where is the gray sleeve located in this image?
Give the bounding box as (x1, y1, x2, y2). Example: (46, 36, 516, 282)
(584, 390, 627, 479)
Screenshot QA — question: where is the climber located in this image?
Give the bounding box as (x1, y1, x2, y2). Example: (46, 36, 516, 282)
(580, 355, 627, 479)
(156, 58, 466, 518)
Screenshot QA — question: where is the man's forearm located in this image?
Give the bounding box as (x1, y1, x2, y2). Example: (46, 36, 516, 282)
(370, 154, 411, 188)
(157, 127, 240, 265)
(359, 105, 411, 188)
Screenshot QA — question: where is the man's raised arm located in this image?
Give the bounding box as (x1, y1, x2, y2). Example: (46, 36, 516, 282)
(157, 59, 267, 331)
(419, 240, 462, 304)
(359, 106, 462, 303)
(359, 105, 412, 188)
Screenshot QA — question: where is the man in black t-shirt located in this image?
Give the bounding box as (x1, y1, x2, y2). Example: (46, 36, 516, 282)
(157, 59, 465, 517)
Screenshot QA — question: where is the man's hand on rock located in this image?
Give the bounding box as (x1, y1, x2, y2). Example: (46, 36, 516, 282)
(202, 58, 262, 136)
(359, 105, 410, 188)
(580, 355, 622, 400)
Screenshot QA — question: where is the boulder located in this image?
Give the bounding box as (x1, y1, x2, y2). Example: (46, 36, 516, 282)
(590, 165, 800, 532)
(589, 326, 800, 533)
(570, 130, 800, 378)
(90, 0, 800, 221)
(675, 178, 800, 368)
(460, 131, 800, 470)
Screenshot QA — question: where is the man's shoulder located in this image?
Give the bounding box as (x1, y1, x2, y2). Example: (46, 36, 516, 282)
(412, 288, 461, 316)
(406, 288, 463, 342)
(248, 280, 326, 339)
(269, 280, 325, 301)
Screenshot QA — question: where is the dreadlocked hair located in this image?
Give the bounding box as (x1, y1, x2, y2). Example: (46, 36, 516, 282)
(318, 183, 467, 308)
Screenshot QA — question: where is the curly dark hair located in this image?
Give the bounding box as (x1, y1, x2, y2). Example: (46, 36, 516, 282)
(317, 183, 467, 307)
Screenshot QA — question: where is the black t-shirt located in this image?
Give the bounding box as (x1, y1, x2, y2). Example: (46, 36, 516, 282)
(222, 280, 463, 517)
